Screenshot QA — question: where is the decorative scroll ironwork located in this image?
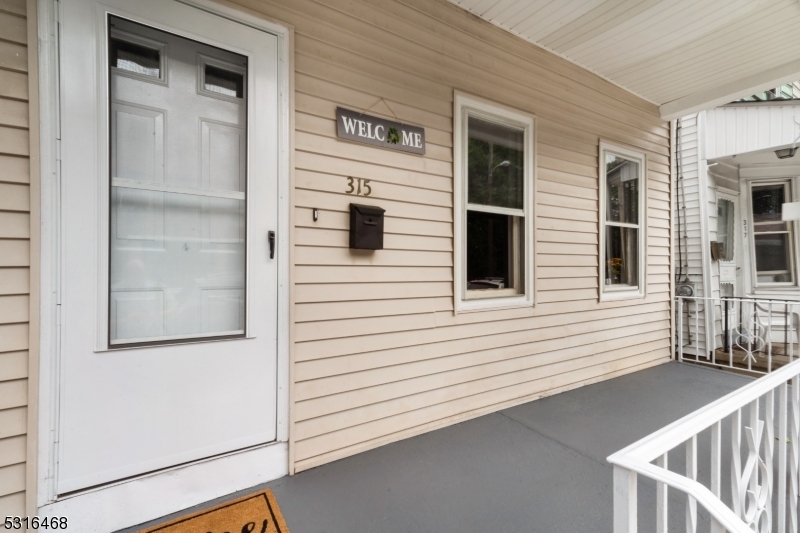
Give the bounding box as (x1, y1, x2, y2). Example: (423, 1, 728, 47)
(733, 302, 769, 365)
(610, 357, 800, 533)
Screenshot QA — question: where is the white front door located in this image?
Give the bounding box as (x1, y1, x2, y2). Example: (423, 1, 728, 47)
(58, 0, 279, 494)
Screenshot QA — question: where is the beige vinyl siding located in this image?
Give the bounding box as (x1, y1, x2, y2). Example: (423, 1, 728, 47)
(226, 0, 672, 472)
(674, 113, 713, 355)
(0, 0, 29, 515)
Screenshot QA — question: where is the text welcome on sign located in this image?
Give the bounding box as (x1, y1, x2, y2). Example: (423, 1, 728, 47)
(336, 107, 425, 155)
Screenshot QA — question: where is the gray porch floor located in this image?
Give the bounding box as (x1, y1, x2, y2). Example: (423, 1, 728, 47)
(120, 361, 752, 533)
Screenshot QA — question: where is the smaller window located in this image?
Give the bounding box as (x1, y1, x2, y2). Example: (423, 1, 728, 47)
(110, 35, 162, 79)
(197, 55, 247, 103)
(750, 182, 795, 286)
(204, 65, 244, 98)
(600, 143, 646, 301)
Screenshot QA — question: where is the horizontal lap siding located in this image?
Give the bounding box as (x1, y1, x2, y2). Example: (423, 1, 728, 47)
(0, 0, 28, 515)
(674, 114, 708, 354)
(234, 0, 671, 472)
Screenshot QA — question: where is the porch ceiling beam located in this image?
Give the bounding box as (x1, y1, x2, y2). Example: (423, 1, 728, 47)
(659, 58, 800, 121)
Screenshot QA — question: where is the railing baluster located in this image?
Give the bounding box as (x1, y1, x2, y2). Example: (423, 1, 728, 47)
(748, 302, 754, 372)
(711, 297, 717, 362)
(730, 298, 735, 366)
(711, 420, 721, 498)
(791, 303, 795, 364)
(748, 399, 759, 512)
(613, 466, 637, 533)
(779, 382, 788, 533)
(678, 297, 684, 362)
(766, 391, 775, 529)
(769, 302, 773, 373)
(724, 298, 730, 358)
(695, 298, 700, 358)
(656, 453, 668, 533)
(791, 375, 799, 533)
(732, 407, 743, 519)
(686, 435, 697, 533)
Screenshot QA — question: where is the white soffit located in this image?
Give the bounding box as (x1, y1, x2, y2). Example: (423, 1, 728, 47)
(447, 0, 800, 119)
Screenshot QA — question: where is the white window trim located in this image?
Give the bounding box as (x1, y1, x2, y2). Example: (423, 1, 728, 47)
(454, 91, 535, 313)
(599, 141, 647, 302)
(745, 178, 799, 291)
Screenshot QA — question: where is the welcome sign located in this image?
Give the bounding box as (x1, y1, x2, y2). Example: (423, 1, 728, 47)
(336, 107, 425, 155)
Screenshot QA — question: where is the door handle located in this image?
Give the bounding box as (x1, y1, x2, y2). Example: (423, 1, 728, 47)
(268, 231, 276, 259)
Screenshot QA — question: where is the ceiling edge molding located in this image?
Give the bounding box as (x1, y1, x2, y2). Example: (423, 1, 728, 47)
(660, 58, 800, 120)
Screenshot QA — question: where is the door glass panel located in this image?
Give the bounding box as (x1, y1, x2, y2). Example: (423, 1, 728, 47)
(716, 199, 734, 261)
(110, 37, 161, 78)
(204, 64, 245, 98)
(467, 117, 524, 210)
(108, 16, 248, 346)
(605, 154, 639, 225)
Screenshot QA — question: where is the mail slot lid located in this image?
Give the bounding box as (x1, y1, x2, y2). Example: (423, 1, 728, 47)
(350, 203, 385, 250)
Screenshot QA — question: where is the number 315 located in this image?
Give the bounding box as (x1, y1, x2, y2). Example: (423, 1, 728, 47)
(345, 177, 371, 196)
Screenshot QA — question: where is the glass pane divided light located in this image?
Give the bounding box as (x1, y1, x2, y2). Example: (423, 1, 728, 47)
(717, 199, 734, 262)
(604, 152, 641, 290)
(109, 16, 248, 346)
(751, 183, 794, 284)
(466, 116, 525, 295)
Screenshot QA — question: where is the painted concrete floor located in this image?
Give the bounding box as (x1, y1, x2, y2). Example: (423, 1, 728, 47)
(119, 361, 752, 533)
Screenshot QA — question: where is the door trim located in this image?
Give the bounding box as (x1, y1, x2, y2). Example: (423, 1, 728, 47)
(34, 0, 292, 520)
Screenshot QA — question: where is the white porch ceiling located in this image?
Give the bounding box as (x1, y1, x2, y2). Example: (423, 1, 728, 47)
(447, 0, 800, 119)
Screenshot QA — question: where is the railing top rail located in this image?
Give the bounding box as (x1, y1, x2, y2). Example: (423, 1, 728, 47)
(608, 359, 800, 463)
(676, 295, 800, 305)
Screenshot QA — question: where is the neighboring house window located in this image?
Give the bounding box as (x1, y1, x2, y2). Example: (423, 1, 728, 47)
(750, 181, 795, 286)
(717, 198, 735, 261)
(599, 142, 646, 301)
(454, 93, 534, 312)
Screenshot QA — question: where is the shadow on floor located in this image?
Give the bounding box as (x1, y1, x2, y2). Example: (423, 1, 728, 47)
(119, 361, 751, 533)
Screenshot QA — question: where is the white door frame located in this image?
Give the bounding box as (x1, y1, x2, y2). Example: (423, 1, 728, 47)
(34, 0, 291, 529)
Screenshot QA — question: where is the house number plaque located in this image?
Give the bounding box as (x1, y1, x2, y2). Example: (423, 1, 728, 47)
(336, 107, 425, 155)
(345, 177, 372, 196)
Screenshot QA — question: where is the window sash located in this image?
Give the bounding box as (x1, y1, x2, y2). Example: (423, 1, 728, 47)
(749, 180, 795, 286)
(454, 93, 535, 312)
(466, 203, 525, 218)
(464, 113, 528, 300)
(605, 221, 640, 229)
(599, 144, 645, 300)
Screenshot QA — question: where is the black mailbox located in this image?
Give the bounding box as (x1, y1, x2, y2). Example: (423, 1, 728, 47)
(349, 203, 385, 250)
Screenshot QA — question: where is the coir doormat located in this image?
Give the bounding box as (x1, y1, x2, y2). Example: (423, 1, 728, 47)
(138, 490, 289, 533)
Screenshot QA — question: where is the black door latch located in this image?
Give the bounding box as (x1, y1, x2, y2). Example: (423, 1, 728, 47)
(268, 231, 276, 259)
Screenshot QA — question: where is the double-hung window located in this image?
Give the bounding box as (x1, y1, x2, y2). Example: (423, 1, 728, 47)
(749, 181, 796, 286)
(599, 142, 646, 301)
(454, 93, 535, 312)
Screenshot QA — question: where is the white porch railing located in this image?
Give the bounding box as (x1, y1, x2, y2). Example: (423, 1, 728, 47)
(677, 296, 800, 375)
(608, 358, 800, 532)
